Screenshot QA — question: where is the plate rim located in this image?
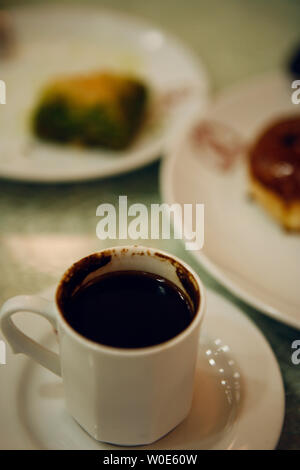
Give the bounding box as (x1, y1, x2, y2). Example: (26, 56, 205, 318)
(204, 289, 285, 450)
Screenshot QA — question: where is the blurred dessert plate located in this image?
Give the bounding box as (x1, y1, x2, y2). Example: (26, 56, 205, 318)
(0, 4, 208, 182)
(161, 71, 300, 329)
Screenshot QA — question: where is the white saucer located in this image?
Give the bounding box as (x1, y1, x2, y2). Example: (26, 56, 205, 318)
(0, 4, 208, 182)
(0, 287, 284, 450)
(161, 71, 300, 329)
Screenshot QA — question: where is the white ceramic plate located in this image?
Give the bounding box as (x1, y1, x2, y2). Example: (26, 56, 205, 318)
(0, 287, 284, 450)
(0, 4, 208, 182)
(161, 71, 300, 329)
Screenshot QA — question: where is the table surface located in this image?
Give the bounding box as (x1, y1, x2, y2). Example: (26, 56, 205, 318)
(1, 0, 300, 450)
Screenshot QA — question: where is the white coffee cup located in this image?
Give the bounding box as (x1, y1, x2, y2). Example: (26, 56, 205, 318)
(0, 245, 205, 446)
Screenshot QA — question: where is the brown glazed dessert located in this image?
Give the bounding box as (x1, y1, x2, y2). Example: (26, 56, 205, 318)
(249, 116, 300, 230)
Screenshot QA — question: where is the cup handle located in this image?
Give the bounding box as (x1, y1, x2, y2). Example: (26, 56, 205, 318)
(0, 295, 61, 376)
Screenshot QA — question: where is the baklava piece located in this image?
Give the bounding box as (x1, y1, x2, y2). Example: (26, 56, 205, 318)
(33, 72, 148, 150)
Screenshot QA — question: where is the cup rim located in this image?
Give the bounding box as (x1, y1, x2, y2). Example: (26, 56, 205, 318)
(55, 245, 206, 356)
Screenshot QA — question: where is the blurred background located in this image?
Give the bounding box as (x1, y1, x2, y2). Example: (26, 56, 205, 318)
(1, 0, 299, 90)
(0, 0, 299, 450)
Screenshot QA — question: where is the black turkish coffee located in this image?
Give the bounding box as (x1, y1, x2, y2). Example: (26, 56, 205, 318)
(62, 270, 195, 348)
